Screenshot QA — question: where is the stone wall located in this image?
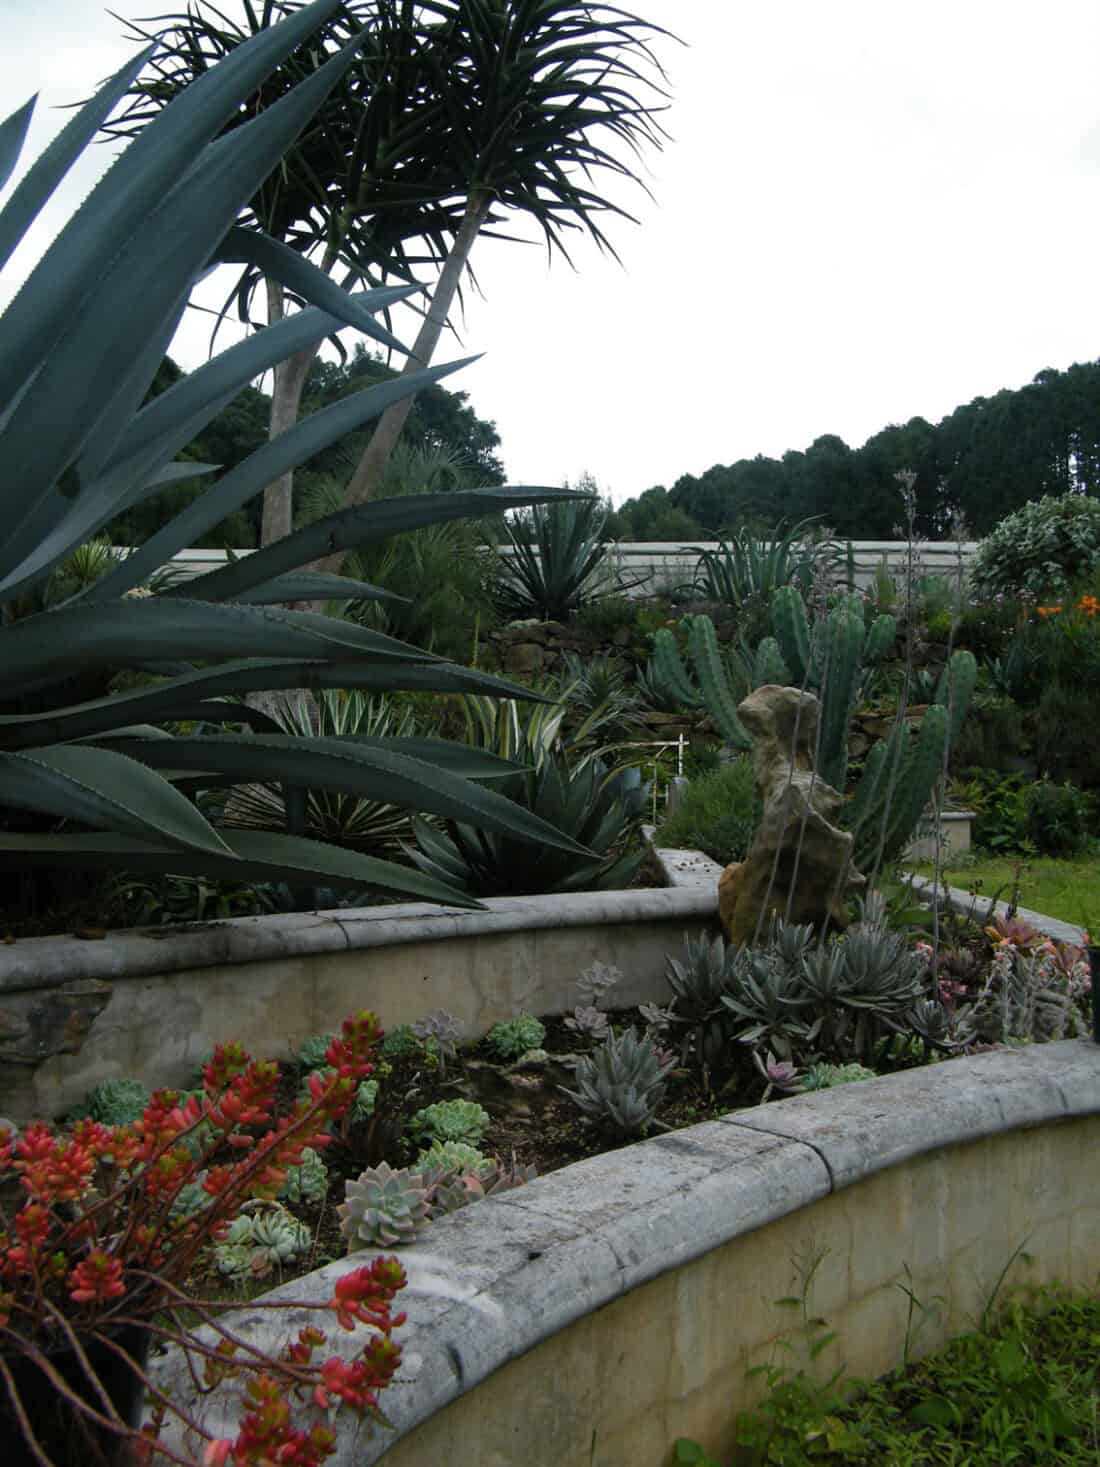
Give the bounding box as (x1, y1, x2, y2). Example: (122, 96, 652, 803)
(0, 887, 717, 1121)
(150, 1040, 1100, 1466)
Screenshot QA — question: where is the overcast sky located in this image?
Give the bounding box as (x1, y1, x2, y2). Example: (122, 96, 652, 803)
(3, 0, 1099, 504)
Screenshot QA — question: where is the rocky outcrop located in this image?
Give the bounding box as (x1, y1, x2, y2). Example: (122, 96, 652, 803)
(719, 686, 864, 945)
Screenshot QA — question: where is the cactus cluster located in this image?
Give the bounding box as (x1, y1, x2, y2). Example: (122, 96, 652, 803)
(214, 1204, 312, 1279)
(408, 1099, 491, 1148)
(844, 650, 976, 870)
(485, 1014, 546, 1061)
(560, 1027, 674, 1138)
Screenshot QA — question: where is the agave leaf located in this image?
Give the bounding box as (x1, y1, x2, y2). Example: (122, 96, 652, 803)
(0, 829, 481, 909)
(107, 735, 591, 855)
(0, 660, 548, 749)
(175, 486, 583, 602)
(83, 358, 476, 601)
(3, 32, 372, 539)
(0, 600, 446, 695)
(231, 571, 402, 605)
(215, 227, 413, 354)
(0, 0, 348, 412)
(0, 745, 232, 856)
(0, 95, 36, 199)
(0, 52, 154, 272)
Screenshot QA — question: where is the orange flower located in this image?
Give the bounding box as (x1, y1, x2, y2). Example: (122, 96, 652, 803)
(1076, 594, 1099, 617)
(1036, 604, 1063, 619)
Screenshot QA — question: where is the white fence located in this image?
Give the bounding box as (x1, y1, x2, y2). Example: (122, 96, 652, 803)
(163, 540, 978, 597)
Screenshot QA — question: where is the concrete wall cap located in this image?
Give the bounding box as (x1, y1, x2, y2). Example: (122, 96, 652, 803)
(150, 1039, 1100, 1463)
(0, 885, 716, 993)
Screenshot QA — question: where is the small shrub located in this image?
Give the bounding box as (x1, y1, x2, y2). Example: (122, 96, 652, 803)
(970, 493, 1100, 600)
(653, 759, 758, 865)
(486, 1014, 546, 1061)
(1020, 780, 1092, 856)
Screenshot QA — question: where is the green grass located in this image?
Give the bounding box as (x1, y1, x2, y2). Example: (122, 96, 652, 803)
(911, 853, 1100, 930)
(675, 1285, 1100, 1465)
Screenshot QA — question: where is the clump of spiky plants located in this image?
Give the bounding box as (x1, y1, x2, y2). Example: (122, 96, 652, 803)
(71, 1078, 151, 1127)
(337, 1162, 431, 1249)
(296, 1034, 337, 1073)
(560, 1027, 674, 1138)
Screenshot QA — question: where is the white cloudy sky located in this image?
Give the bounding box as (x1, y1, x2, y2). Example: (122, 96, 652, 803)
(3, 0, 1099, 503)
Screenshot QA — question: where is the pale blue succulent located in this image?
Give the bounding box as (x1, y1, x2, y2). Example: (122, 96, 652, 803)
(279, 1147, 329, 1205)
(214, 1205, 312, 1279)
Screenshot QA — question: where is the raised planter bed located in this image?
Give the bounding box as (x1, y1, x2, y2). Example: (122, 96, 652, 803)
(150, 1039, 1100, 1466)
(0, 885, 717, 1122)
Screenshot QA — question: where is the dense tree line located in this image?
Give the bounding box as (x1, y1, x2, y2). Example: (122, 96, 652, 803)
(606, 360, 1100, 540)
(108, 346, 504, 548)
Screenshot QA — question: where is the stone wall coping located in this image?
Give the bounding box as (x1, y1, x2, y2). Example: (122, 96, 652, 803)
(154, 1039, 1100, 1462)
(642, 824, 726, 889)
(907, 873, 1085, 947)
(0, 885, 718, 994)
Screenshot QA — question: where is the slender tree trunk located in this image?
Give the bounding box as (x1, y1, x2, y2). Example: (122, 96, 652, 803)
(260, 279, 323, 545)
(310, 190, 491, 578)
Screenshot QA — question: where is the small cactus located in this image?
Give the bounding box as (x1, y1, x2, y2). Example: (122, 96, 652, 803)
(408, 1099, 491, 1148)
(485, 1014, 546, 1061)
(338, 1162, 431, 1249)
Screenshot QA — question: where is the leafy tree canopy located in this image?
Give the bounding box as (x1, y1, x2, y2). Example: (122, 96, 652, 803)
(614, 360, 1100, 539)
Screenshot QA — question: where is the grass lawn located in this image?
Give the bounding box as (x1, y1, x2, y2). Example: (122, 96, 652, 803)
(910, 853, 1100, 930)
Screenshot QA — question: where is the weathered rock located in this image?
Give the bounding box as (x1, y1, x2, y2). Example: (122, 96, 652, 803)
(503, 641, 545, 676)
(719, 686, 864, 946)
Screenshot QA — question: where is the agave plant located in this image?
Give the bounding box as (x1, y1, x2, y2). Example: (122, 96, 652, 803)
(560, 1026, 673, 1139)
(497, 495, 631, 622)
(680, 518, 844, 627)
(408, 750, 647, 896)
(0, 0, 584, 909)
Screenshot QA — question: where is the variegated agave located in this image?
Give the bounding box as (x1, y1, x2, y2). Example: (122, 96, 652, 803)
(0, 0, 582, 908)
(560, 1026, 674, 1138)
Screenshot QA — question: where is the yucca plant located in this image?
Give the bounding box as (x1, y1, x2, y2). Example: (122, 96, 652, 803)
(0, 0, 585, 914)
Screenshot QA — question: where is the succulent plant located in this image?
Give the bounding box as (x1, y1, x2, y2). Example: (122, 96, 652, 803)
(576, 960, 624, 1009)
(665, 932, 738, 1068)
(412, 1009, 463, 1069)
(296, 1034, 336, 1073)
(415, 1141, 492, 1177)
(799, 1062, 877, 1091)
(422, 1155, 538, 1217)
(351, 1078, 380, 1122)
(408, 1099, 491, 1148)
(278, 1147, 329, 1206)
(486, 1014, 546, 1061)
(214, 1204, 312, 1279)
(380, 1024, 425, 1060)
(560, 1027, 673, 1139)
(79, 1078, 150, 1127)
(338, 1162, 431, 1250)
(170, 1174, 211, 1219)
(564, 1005, 610, 1041)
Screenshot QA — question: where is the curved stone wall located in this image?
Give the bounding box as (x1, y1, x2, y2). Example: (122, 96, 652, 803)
(152, 1039, 1100, 1466)
(0, 886, 715, 1120)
